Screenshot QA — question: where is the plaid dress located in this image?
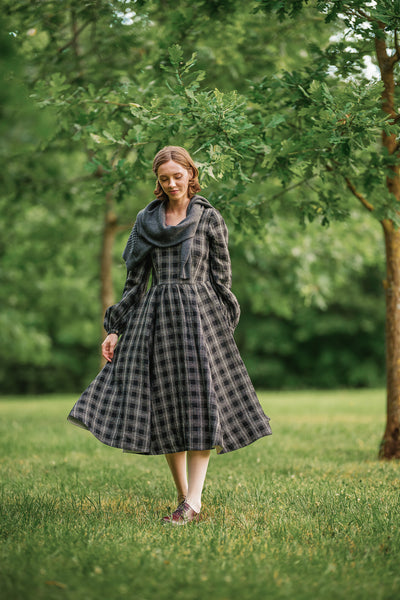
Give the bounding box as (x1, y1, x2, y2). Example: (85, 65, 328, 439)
(68, 208, 272, 454)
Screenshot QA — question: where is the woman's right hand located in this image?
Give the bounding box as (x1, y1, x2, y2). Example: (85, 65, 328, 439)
(102, 333, 119, 362)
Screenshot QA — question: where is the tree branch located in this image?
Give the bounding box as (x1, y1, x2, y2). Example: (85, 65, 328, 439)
(81, 99, 140, 107)
(352, 8, 375, 24)
(326, 164, 374, 212)
(344, 176, 375, 212)
(57, 20, 91, 53)
(267, 175, 318, 202)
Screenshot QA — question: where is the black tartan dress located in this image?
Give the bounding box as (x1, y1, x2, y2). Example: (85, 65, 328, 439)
(68, 207, 272, 454)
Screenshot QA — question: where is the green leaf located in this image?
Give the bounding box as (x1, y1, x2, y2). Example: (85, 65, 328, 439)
(168, 44, 183, 66)
(266, 114, 285, 128)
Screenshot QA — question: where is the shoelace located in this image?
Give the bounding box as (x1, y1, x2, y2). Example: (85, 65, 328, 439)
(172, 502, 189, 517)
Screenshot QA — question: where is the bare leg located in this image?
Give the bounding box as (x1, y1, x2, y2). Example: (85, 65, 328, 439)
(186, 449, 211, 514)
(164, 451, 188, 504)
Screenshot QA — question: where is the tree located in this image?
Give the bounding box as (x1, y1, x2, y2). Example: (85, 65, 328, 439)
(4, 0, 296, 365)
(1, 0, 388, 422)
(232, 209, 385, 390)
(6, 0, 311, 366)
(251, 0, 400, 458)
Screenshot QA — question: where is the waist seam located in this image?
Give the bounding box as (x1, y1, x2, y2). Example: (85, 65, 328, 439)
(151, 280, 208, 286)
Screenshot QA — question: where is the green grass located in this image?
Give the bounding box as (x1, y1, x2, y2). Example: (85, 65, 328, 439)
(1, 390, 400, 600)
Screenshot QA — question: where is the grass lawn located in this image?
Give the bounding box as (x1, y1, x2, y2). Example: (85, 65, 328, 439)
(1, 389, 399, 600)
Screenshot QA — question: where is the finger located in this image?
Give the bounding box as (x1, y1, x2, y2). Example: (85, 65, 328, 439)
(102, 348, 112, 362)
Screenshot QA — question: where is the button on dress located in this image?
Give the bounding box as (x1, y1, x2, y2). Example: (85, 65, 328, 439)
(68, 207, 272, 454)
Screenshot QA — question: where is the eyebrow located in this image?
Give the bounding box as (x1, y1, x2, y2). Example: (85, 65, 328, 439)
(159, 172, 183, 177)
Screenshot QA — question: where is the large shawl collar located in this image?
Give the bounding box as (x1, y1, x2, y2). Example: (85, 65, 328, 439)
(122, 195, 213, 279)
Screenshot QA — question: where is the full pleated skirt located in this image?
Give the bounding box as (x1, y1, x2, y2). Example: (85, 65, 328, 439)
(68, 281, 272, 454)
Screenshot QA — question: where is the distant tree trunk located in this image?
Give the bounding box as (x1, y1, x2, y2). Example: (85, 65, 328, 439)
(99, 192, 119, 368)
(99, 192, 131, 368)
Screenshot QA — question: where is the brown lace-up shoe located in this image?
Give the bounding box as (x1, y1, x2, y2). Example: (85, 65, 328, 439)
(162, 501, 200, 525)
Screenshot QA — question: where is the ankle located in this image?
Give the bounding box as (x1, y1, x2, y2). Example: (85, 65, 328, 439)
(177, 493, 188, 505)
(185, 497, 201, 514)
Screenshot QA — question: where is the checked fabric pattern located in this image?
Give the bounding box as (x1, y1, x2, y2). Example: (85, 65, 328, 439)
(68, 207, 272, 454)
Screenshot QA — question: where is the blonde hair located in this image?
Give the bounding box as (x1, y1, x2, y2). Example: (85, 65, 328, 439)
(152, 146, 201, 201)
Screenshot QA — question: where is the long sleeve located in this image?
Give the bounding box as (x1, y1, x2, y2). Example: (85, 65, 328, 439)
(103, 255, 151, 336)
(208, 209, 241, 330)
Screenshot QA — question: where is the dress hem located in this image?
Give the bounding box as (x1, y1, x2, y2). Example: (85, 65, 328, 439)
(67, 415, 271, 456)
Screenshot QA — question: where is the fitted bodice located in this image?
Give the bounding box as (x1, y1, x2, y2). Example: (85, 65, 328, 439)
(149, 218, 210, 286)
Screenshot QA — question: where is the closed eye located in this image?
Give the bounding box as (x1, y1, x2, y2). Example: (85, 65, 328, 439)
(159, 173, 183, 181)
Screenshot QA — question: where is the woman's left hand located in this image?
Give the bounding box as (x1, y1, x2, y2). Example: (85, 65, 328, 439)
(102, 333, 119, 362)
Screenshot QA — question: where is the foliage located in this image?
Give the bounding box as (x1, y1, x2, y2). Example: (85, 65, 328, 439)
(233, 209, 385, 388)
(0, 0, 390, 392)
(31, 42, 263, 227)
(1, 391, 400, 599)
(251, 0, 400, 223)
(253, 0, 400, 456)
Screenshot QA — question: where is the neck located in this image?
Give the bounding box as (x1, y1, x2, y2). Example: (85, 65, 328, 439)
(166, 196, 191, 213)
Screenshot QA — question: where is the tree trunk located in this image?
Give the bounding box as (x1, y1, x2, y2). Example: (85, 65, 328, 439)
(99, 192, 118, 368)
(374, 28, 400, 458)
(380, 221, 400, 458)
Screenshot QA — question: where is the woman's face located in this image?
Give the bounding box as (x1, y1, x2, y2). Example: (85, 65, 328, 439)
(157, 160, 192, 203)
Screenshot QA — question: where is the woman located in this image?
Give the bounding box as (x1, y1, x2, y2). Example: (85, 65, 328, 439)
(68, 146, 272, 525)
